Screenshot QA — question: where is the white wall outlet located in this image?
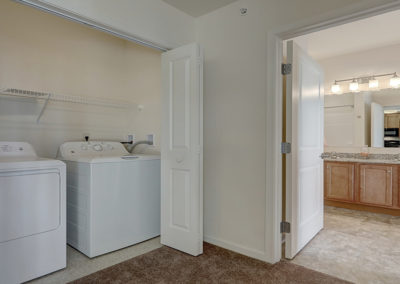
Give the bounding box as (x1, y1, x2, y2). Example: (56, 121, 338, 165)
(147, 134, 154, 145)
(127, 134, 135, 142)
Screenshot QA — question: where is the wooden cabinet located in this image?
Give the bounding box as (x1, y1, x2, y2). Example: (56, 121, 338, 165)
(385, 113, 400, 128)
(325, 162, 354, 202)
(324, 161, 400, 214)
(358, 164, 396, 207)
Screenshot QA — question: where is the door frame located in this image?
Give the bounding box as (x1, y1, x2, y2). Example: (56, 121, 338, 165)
(266, 2, 400, 263)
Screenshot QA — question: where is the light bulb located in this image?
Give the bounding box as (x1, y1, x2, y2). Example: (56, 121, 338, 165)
(349, 79, 359, 92)
(390, 74, 400, 88)
(331, 82, 341, 94)
(369, 78, 379, 89)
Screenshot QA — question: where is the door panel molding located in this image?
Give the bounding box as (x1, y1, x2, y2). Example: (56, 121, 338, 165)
(161, 43, 203, 256)
(285, 40, 324, 259)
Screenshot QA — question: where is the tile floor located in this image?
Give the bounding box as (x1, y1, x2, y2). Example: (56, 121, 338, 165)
(29, 237, 162, 284)
(291, 206, 400, 284)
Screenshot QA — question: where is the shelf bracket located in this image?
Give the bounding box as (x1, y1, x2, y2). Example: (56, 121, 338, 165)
(36, 93, 51, 124)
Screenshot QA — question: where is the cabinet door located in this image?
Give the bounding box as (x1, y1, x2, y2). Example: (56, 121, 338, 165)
(324, 162, 354, 202)
(387, 115, 399, 128)
(396, 114, 400, 128)
(359, 164, 394, 207)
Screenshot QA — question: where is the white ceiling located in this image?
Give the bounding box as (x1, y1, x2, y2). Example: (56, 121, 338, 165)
(162, 0, 238, 17)
(293, 9, 400, 60)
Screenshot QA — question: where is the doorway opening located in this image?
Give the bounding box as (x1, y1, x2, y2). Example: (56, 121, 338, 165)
(280, 8, 400, 283)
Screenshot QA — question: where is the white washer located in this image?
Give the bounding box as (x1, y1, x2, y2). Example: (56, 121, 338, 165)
(57, 141, 160, 258)
(0, 142, 66, 284)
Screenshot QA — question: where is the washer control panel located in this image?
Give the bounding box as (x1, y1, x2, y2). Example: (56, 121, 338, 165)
(58, 141, 128, 160)
(0, 142, 37, 157)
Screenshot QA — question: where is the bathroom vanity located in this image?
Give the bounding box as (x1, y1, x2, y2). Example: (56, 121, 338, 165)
(323, 154, 400, 215)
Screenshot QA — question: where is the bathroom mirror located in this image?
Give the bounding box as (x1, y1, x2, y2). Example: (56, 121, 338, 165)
(324, 89, 400, 148)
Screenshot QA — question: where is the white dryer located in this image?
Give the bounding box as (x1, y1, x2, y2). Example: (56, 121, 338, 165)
(57, 141, 160, 258)
(0, 142, 66, 284)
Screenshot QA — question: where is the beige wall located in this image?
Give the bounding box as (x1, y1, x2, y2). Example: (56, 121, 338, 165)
(195, 0, 397, 261)
(0, 1, 161, 158)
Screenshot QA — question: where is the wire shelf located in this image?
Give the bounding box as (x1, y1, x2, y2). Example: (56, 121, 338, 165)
(0, 88, 134, 109)
(0, 87, 136, 123)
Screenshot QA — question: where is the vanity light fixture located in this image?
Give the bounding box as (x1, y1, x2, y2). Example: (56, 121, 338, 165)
(331, 81, 341, 94)
(390, 73, 400, 88)
(330, 72, 399, 94)
(349, 79, 359, 92)
(368, 77, 379, 88)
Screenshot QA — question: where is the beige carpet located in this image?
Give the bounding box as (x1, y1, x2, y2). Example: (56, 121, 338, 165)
(70, 243, 350, 283)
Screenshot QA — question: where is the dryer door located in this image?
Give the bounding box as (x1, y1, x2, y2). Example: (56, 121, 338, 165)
(0, 169, 61, 243)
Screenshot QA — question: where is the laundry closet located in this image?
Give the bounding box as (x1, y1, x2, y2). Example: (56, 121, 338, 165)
(0, 1, 164, 282)
(0, 0, 162, 157)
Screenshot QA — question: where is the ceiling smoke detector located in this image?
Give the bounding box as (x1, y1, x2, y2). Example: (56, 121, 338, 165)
(240, 8, 247, 15)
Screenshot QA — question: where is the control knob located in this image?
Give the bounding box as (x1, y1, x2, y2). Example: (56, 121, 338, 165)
(93, 144, 103, 151)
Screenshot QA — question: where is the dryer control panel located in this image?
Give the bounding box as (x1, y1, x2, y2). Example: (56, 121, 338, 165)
(57, 141, 129, 160)
(0, 142, 37, 157)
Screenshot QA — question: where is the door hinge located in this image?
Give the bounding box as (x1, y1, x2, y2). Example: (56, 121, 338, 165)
(281, 142, 291, 154)
(280, 221, 291, 233)
(281, 63, 292, 75)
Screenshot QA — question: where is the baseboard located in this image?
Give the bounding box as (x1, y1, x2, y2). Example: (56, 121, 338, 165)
(325, 200, 400, 216)
(204, 235, 274, 263)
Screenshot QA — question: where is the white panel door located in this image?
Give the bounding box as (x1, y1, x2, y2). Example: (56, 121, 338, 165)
(161, 43, 203, 256)
(285, 41, 324, 259)
(371, 102, 384, 147)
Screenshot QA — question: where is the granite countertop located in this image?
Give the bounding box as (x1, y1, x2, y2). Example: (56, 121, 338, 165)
(321, 152, 400, 164)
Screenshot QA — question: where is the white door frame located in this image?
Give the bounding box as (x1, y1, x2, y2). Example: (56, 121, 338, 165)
(266, 2, 400, 263)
